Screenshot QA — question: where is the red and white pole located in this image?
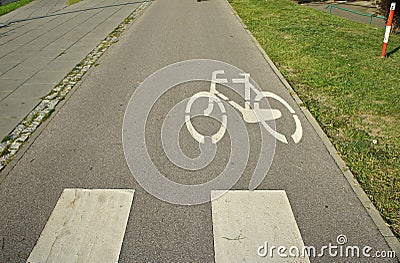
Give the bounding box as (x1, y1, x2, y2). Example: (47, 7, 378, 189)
(381, 2, 396, 58)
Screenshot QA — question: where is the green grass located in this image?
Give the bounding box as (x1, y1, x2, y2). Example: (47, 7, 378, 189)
(229, 0, 400, 238)
(67, 0, 82, 5)
(0, 0, 33, 16)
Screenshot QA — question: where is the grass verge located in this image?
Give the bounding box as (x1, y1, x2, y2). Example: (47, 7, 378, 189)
(0, 0, 33, 16)
(229, 0, 400, 238)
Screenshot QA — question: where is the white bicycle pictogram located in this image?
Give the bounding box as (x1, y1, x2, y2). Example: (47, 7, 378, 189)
(185, 70, 303, 144)
(123, 60, 301, 204)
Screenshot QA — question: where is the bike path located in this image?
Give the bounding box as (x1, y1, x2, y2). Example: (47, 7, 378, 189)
(0, 0, 398, 262)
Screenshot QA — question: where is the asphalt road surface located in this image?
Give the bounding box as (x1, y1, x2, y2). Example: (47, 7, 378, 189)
(0, 0, 398, 262)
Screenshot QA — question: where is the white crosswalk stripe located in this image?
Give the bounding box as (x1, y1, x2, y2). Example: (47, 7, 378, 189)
(211, 190, 310, 262)
(27, 189, 135, 263)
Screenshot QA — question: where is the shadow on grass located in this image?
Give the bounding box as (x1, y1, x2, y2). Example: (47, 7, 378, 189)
(387, 45, 400, 57)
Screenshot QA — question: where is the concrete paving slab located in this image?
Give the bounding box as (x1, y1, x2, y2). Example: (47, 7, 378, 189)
(10, 83, 55, 99)
(53, 20, 95, 34)
(94, 21, 123, 34)
(48, 1, 67, 15)
(0, 117, 21, 140)
(72, 45, 96, 56)
(70, 24, 99, 33)
(21, 41, 49, 51)
(0, 62, 18, 75)
(68, 0, 119, 11)
(0, 92, 9, 101)
(46, 23, 79, 34)
(105, 6, 136, 22)
(0, 37, 17, 48)
(73, 38, 105, 49)
(32, 49, 65, 59)
(0, 79, 24, 93)
(23, 55, 55, 67)
(46, 28, 75, 40)
(4, 20, 43, 32)
(7, 18, 74, 44)
(0, 44, 25, 57)
(78, 15, 112, 25)
(7, 45, 41, 55)
(27, 71, 67, 85)
(0, 67, 36, 80)
(43, 39, 75, 50)
(0, 57, 50, 79)
(0, 33, 35, 48)
(0, 96, 39, 118)
(0, 52, 30, 64)
(84, 32, 109, 41)
(57, 50, 93, 62)
(60, 28, 98, 40)
(41, 60, 78, 73)
(85, 32, 108, 43)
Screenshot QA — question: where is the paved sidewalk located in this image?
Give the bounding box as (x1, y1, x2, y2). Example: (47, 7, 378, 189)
(0, 0, 144, 140)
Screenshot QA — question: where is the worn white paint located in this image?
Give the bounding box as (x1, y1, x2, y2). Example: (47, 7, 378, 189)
(211, 190, 310, 262)
(27, 189, 135, 263)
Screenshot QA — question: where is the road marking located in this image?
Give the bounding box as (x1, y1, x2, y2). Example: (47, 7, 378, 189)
(211, 190, 310, 262)
(184, 71, 303, 145)
(292, 115, 303, 143)
(27, 189, 134, 263)
(255, 91, 303, 144)
(185, 91, 227, 144)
